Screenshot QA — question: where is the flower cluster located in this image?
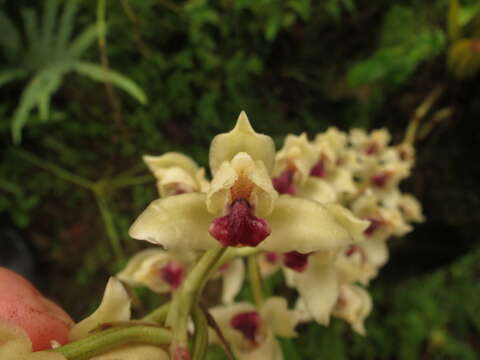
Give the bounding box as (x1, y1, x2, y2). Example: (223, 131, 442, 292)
(0, 112, 423, 360)
(120, 112, 423, 359)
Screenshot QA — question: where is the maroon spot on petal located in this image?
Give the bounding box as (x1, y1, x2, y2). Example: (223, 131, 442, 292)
(364, 218, 382, 237)
(209, 199, 271, 247)
(283, 251, 311, 272)
(365, 142, 379, 155)
(272, 169, 297, 194)
(160, 260, 184, 290)
(264, 252, 279, 264)
(345, 245, 360, 257)
(370, 171, 391, 188)
(310, 159, 326, 178)
(230, 311, 261, 343)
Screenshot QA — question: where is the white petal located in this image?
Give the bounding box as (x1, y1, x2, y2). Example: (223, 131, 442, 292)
(221, 258, 246, 304)
(129, 193, 219, 251)
(259, 196, 352, 253)
(329, 168, 357, 195)
(70, 278, 130, 341)
(275, 133, 317, 185)
(156, 167, 199, 196)
(234, 332, 284, 360)
(296, 178, 336, 204)
(361, 238, 389, 268)
(324, 203, 370, 242)
(209, 111, 276, 176)
(208, 302, 256, 347)
(261, 297, 298, 338)
(143, 152, 199, 177)
(333, 284, 372, 335)
(292, 254, 339, 325)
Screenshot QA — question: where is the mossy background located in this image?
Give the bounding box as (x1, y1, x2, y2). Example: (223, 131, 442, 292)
(0, 0, 479, 358)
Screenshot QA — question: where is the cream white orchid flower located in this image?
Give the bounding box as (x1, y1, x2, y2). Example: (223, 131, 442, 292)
(382, 190, 425, 223)
(129, 112, 364, 254)
(281, 207, 369, 325)
(143, 152, 209, 196)
(117, 248, 196, 293)
(351, 192, 412, 241)
(332, 284, 372, 335)
(209, 297, 298, 360)
(349, 128, 391, 156)
(0, 322, 65, 360)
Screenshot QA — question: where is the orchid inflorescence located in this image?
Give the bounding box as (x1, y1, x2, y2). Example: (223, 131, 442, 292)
(0, 112, 424, 360)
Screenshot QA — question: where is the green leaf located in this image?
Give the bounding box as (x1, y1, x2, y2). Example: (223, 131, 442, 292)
(55, 0, 79, 57)
(347, 5, 446, 88)
(0, 11, 22, 60)
(67, 25, 98, 60)
(21, 8, 39, 52)
(11, 71, 54, 143)
(0, 69, 28, 87)
(73, 61, 148, 104)
(41, 0, 61, 55)
(37, 72, 62, 121)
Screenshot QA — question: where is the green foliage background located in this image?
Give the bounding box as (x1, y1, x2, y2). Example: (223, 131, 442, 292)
(0, 0, 479, 358)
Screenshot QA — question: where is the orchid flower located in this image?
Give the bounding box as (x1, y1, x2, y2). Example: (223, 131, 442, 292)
(311, 130, 358, 198)
(117, 248, 196, 293)
(349, 128, 391, 156)
(280, 206, 369, 325)
(272, 133, 338, 203)
(351, 192, 412, 241)
(209, 297, 298, 360)
(332, 284, 372, 335)
(129, 112, 363, 255)
(143, 152, 209, 196)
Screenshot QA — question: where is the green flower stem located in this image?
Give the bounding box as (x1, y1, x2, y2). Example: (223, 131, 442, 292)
(404, 86, 443, 145)
(95, 194, 124, 260)
(167, 247, 227, 351)
(142, 302, 171, 323)
(191, 305, 208, 360)
(52, 325, 172, 360)
(13, 149, 94, 189)
(247, 255, 264, 308)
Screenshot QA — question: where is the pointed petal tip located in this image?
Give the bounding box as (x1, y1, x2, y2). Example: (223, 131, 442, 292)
(234, 111, 254, 132)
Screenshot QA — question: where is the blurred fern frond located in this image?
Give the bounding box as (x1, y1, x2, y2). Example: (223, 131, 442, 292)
(0, 0, 147, 143)
(346, 5, 446, 88)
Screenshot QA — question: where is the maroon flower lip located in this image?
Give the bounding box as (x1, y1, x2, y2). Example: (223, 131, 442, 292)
(283, 251, 312, 272)
(364, 218, 383, 237)
(230, 311, 262, 343)
(209, 199, 271, 247)
(272, 169, 297, 195)
(310, 158, 327, 178)
(160, 260, 184, 290)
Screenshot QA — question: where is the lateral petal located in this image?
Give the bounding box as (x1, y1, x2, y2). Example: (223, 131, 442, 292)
(259, 196, 352, 253)
(129, 193, 219, 251)
(69, 278, 130, 341)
